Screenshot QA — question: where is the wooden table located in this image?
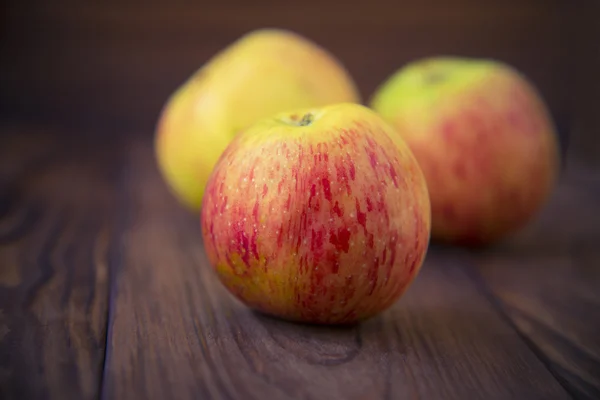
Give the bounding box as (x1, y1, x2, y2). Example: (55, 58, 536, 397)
(0, 126, 598, 400)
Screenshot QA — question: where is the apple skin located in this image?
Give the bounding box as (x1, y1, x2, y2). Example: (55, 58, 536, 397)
(200, 103, 431, 325)
(155, 28, 361, 211)
(370, 57, 561, 246)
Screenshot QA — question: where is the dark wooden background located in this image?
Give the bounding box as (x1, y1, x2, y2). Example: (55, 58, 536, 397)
(1, 1, 599, 400)
(1, 0, 597, 147)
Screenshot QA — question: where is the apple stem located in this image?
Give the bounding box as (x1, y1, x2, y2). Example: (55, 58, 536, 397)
(298, 113, 314, 126)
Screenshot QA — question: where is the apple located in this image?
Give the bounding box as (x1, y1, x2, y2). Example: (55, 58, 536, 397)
(370, 57, 561, 246)
(155, 28, 361, 211)
(200, 103, 431, 325)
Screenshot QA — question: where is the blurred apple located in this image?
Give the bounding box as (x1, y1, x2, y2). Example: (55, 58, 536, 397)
(201, 103, 431, 324)
(155, 28, 361, 211)
(370, 57, 561, 246)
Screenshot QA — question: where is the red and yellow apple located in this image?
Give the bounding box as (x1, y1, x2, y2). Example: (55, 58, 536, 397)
(370, 57, 561, 246)
(155, 28, 361, 211)
(200, 103, 431, 324)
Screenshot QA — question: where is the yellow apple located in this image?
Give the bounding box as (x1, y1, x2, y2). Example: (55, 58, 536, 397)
(370, 57, 561, 246)
(155, 28, 361, 211)
(201, 103, 431, 324)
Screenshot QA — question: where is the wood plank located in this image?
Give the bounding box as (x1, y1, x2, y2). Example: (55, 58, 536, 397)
(0, 129, 124, 400)
(103, 138, 569, 400)
(467, 171, 600, 399)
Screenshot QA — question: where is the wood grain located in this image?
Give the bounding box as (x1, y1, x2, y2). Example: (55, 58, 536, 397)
(0, 129, 124, 400)
(103, 138, 570, 400)
(467, 171, 600, 399)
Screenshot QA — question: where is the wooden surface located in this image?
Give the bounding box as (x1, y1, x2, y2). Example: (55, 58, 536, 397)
(470, 175, 600, 399)
(1, 127, 599, 400)
(0, 130, 124, 399)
